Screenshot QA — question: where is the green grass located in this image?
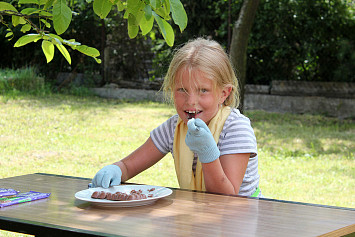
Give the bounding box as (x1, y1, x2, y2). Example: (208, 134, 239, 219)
(0, 93, 354, 236)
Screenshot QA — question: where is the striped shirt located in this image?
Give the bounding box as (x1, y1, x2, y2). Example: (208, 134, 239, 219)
(150, 108, 260, 197)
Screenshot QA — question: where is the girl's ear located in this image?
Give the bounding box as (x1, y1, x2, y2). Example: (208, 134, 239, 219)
(219, 85, 233, 104)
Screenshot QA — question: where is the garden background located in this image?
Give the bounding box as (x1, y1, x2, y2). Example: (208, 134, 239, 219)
(0, 0, 354, 236)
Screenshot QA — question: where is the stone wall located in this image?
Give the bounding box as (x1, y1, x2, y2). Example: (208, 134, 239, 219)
(244, 81, 354, 119)
(91, 81, 355, 119)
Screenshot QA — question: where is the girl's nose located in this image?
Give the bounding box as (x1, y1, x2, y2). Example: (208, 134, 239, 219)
(186, 92, 198, 105)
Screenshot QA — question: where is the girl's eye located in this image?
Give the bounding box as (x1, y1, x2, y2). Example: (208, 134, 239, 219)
(177, 88, 186, 93)
(200, 88, 208, 93)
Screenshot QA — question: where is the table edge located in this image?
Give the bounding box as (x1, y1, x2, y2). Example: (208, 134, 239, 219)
(34, 173, 355, 211)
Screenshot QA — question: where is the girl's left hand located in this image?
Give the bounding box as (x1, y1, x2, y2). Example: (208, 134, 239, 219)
(185, 118, 220, 163)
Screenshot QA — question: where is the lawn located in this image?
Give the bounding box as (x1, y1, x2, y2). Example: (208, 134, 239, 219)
(0, 93, 354, 236)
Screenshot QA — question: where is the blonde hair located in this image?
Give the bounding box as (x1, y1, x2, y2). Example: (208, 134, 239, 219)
(162, 37, 240, 108)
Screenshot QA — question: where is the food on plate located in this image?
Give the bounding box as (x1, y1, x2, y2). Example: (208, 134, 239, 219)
(91, 189, 150, 201)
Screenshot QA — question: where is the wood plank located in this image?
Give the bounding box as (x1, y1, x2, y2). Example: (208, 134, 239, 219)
(0, 174, 354, 237)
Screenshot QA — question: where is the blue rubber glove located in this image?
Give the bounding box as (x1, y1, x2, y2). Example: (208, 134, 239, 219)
(185, 118, 220, 163)
(91, 164, 122, 188)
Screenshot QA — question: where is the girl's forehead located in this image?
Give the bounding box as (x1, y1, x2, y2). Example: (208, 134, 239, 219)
(175, 67, 212, 84)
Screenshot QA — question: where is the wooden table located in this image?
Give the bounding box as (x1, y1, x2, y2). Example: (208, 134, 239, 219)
(0, 173, 354, 237)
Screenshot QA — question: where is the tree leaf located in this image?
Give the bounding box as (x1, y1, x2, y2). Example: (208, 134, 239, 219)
(127, 0, 145, 24)
(150, 0, 160, 10)
(43, 0, 54, 10)
(169, 0, 187, 32)
(127, 14, 139, 38)
(53, 0, 72, 35)
(93, 0, 113, 19)
(20, 23, 32, 33)
(42, 40, 55, 63)
(152, 12, 174, 46)
(18, 0, 47, 5)
(144, 4, 152, 20)
(14, 34, 41, 47)
(55, 44, 71, 64)
(116, 0, 125, 11)
(41, 19, 51, 28)
(0, 2, 26, 26)
(5, 32, 13, 38)
(139, 9, 154, 35)
(76, 45, 100, 57)
(0, 2, 18, 11)
(21, 8, 40, 15)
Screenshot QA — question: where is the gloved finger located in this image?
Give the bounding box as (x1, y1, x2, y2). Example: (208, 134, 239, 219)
(92, 172, 104, 187)
(194, 118, 209, 131)
(187, 118, 199, 133)
(111, 178, 120, 186)
(101, 172, 111, 188)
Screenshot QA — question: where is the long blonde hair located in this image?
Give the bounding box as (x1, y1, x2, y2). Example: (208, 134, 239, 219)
(162, 38, 240, 108)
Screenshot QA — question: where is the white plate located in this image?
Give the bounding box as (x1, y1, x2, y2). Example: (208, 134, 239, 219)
(75, 185, 172, 207)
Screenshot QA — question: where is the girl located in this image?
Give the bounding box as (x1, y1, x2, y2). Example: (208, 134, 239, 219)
(92, 38, 261, 197)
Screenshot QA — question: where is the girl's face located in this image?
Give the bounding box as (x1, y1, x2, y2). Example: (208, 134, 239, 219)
(173, 67, 232, 125)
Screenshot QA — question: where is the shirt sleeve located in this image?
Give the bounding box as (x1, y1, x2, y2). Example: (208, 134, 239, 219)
(150, 114, 178, 155)
(218, 109, 258, 157)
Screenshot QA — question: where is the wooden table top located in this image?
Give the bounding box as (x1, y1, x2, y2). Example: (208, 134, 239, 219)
(0, 173, 354, 237)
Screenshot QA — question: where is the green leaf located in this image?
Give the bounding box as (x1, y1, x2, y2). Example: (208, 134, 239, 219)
(127, 14, 139, 38)
(5, 32, 13, 38)
(39, 10, 53, 17)
(53, 0, 72, 35)
(152, 12, 174, 46)
(12, 16, 27, 26)
(41, 19, 51, 28)
(127, 0, 145, 24)
(42, 40, 55, 63)
(14, 34, 41, 47)
(144, 4, 152, 19)
(150, 0, 160, 9)
(76, 45, 100, 57)
(21, 7, 40, 15)
(0, 2, 26, 26)
(139, 9, 154, 35)
(169, 0, 187, 32)
(43, 0, 54, 10)
(43, 33, 64, 45)
(55, 44, 71, 64)
(20, 23, 32, 33)
(93, 0, 113, 19)
(116, 0, 125, 11)
(0, 2, 18, 11)
(18, 0, 47, 5)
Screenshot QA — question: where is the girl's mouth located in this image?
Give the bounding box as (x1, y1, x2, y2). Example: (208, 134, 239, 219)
(185, 110, 202, 120)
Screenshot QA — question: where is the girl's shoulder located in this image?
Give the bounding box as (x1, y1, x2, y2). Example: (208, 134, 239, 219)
(226, 108, 252, 126)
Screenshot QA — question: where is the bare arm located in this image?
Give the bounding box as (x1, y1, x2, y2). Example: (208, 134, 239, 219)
(202, 153, 249, 195)
(113, 137, 165, 182)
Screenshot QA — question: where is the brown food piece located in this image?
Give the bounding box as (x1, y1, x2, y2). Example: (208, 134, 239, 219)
(91, 189, 149, 201)
(148, 188, 155, 192)
(91, 191, 100, 199)
(106, 192, 113, 200)
(98, 191, 107, 199)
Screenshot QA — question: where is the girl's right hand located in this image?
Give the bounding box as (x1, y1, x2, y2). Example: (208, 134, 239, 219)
(91, 164, 122, 188)
(185, 118, 220, 163)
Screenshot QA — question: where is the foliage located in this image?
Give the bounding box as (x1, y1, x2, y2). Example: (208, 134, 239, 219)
(0, 0, 187, 64)
(247, 0, 355, 84)
(151, 0, 354, 84)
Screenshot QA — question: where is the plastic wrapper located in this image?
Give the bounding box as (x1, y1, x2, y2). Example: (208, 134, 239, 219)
(0, 191, 51, 208)
(0, 188, 19, 197)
